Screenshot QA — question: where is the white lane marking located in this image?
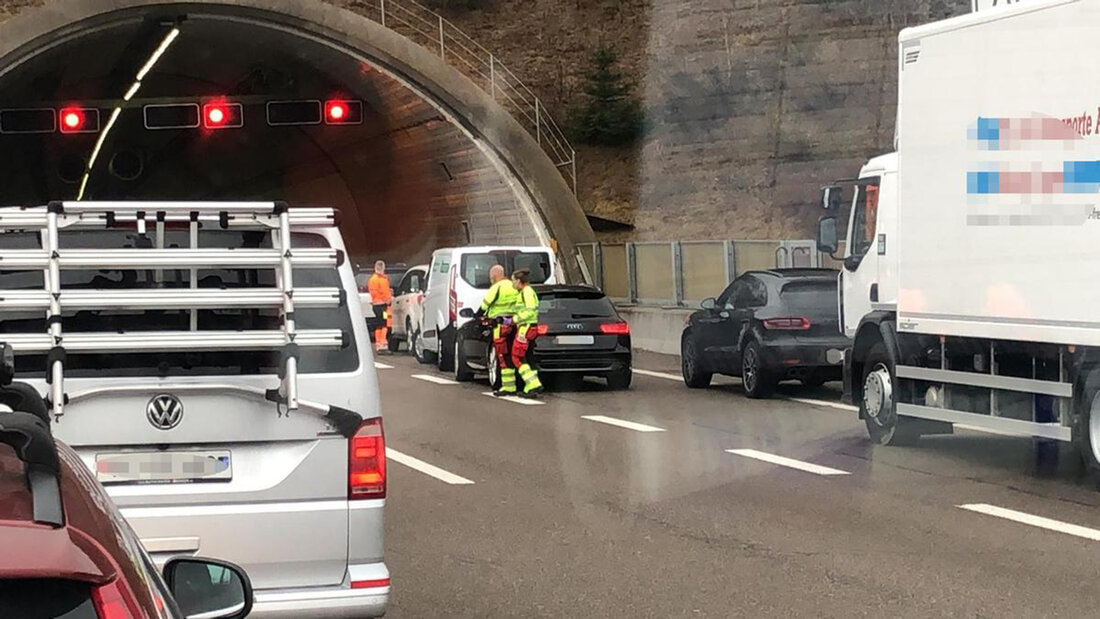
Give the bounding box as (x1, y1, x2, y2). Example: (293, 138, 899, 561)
(481, 392, 545, 406)
(959, 503, 1100, 542)
(582, 415, 666, 433)
(788, 397, 857, 412)
(412, 374, 458, 385)
(374, 361, 394, 369)
(725, 448, 850, 476)
(386, 448, 475, 485)
(634, 368, 682, 381)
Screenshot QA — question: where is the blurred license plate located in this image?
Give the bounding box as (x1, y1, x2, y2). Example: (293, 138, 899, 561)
(555, 335, 594, 345)
(95, 450, 232, 485)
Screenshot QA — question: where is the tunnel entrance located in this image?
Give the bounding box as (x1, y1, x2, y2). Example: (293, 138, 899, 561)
(0, 2, 591, 276)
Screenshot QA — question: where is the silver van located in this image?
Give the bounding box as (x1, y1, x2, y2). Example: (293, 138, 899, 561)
(0, 205, 388, 618)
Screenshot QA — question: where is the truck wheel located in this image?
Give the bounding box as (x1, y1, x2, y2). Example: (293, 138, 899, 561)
(681, 332, 712, 389)
(1073, 368, 1100, 481)
(741, 340, 776, 399)
(453, 332, 474, 382)
(438, 325, 455, 372)
(861, 342, 917, 445)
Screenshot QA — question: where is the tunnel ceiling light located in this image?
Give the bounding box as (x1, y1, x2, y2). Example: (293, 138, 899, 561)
(59, 107, 99, 134)
(324, 99, 363, 125)
(202, 102, 243, 129)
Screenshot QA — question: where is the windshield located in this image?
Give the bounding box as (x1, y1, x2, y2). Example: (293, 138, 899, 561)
(0, 3, 1091, 618)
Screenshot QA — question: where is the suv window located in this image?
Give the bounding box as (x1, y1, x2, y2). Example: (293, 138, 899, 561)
(0, 230, 359, 377)
(734, 276, 768, 309)
(538, 290, 616, 318)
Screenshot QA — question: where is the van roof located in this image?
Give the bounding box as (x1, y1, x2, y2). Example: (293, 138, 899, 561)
(435, 246, 552, 254)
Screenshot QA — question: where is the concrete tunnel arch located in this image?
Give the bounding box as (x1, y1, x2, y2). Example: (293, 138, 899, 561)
(0, 0, 594, 280)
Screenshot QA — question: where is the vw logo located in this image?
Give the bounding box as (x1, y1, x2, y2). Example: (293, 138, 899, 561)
(566, 323, 584, 330)
(146, 394, 183, 430)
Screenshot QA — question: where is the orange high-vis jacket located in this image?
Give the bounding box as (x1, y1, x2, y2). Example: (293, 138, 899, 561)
(368, 273, 393, 305)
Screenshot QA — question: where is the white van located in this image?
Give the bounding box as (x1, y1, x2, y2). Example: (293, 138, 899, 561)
(417, 246, 557, 380)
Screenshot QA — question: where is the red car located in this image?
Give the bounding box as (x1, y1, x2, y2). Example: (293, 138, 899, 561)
(0, 383, 254, 619)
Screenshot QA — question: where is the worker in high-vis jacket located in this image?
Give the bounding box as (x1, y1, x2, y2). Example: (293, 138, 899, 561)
(474, 264, 520, 396)
(510, 268, 544, 398)
(368, 260, 393, 353)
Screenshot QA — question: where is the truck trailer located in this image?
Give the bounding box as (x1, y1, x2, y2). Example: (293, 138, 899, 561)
(816, 0, 1100, 476)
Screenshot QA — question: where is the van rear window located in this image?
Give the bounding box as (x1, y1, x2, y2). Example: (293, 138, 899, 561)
(0, 230, 359, 378)
(459, 251, 551, 289)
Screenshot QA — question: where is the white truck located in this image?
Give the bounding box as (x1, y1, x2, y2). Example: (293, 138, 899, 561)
(816, 0, 1100, 475)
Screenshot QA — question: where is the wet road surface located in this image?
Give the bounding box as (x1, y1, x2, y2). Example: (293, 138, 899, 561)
(377, 352, 1100, 617)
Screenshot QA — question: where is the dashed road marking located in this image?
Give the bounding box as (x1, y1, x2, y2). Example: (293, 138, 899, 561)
(387, 448, 475, 485)
(725, 448, 850, 476)
(374, 361, 394, 369)
(959, 503, 1100, 542)
(481, 392, 545, 406)
(582, 415, 666, 433)
(788, 397, 857, 412)
(634, 368, 682, 381)
(412, 374, 458, 385)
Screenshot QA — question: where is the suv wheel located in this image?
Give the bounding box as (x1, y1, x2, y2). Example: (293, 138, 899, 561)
(741, 340, 776, 399)
(488, 347, 502, 390)
(681, 332, 713, 389)
(454, 332, 474, 382)
(607, 367, 632, 390)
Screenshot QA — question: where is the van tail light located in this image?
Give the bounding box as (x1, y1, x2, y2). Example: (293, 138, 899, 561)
(447, 267, 458, 323)
(92, 578, 139, 619)
(351, 578, 391, 589)
(534, 324, 549, 336)
(599, 322, 630, 335)
(762, 317, 811, 330)
(349, 418, 386, 499)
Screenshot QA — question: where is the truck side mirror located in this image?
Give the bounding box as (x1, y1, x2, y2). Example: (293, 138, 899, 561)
(816, 216, 839, 256)
(820, 185, 843, 211)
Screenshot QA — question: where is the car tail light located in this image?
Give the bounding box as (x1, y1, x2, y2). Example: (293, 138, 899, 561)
(534, 324, 549, 336)
(762, 317, 811, 330)
(351, 578, 391, 589)
(92, 578, 139, 619)
(349, 417, 386, 499)
(600, 322, 630, 335)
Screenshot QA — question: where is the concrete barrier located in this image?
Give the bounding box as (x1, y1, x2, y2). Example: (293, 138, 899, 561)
(616, 305, 692, 356)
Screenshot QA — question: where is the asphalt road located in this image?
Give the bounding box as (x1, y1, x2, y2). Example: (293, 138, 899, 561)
(376, 351, 1100, 618)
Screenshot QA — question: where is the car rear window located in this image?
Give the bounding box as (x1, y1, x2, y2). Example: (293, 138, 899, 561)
(0, 230, 359, 378)
(0, 579, 96, 618)
(779, 280, 837, 315)
(538, 291, 617, 318)
(459, 251, 551, 289)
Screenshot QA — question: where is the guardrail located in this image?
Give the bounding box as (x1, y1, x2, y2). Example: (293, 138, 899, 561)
(358, 0, 577, 193)
(576, 240, 845, 306)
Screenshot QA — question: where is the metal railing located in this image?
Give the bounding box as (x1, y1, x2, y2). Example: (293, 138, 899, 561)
(576, 240, 835, 306)
(358, 0, 577, 193)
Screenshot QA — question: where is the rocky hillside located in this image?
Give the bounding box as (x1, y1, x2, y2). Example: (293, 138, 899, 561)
(0, 0, 974, 242)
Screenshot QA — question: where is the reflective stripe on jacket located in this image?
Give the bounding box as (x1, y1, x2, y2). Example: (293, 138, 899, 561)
(514, 285, 539, 326)
(480, 279, 519, 318)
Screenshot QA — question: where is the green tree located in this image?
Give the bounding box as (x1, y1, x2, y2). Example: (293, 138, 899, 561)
(569, 47, 644, 146)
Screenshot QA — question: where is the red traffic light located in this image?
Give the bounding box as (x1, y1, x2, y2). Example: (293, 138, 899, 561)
(59, 107, 99, 134)
(324, 100, 362, 125)
(202, 102, 243, 129)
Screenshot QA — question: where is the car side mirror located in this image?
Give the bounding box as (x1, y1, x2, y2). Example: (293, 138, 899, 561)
(700, 297, 716, 311)
(816, 216, 839, 256)
(820, 185, 843, 211)
(458, 308, 475, 319)
(163, 557, 253, 619)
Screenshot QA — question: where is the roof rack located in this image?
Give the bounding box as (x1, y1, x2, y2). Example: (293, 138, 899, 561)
(0, 201, 346, 421)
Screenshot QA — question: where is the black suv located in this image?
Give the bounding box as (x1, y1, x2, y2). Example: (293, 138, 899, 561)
(680, 269, 850, 398)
